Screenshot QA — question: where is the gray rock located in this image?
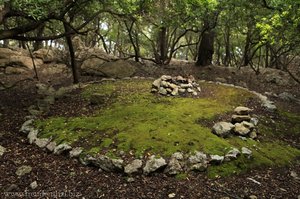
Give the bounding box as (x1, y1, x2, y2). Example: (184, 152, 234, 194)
(210, 155, 224, 164)
(168, 83, 177, 89)
(69, 147, 83, 158)
(249, 195, 258, 199)
(30, 181, 38, 189)
(34, 138, 51, 148)
(241, 147, 252, 158)
(262, 101, 277, 112)
(187, 88, 194, 93)
(224, 148, 240, 161)
(152, 79, 161, 88)
(232, 114, 251, 123)
(278, 92, 300, 104)
(159, 87, 168, 95)
(171, 152, 184, 160)
(164, 157, 183, 175)
(93, 155, 123, 172)
(188, 151, 207, 164)
(143, 155, 167, 174)
(127, 177, 135, 183)
(212, 122, 234, 137)
(161, 75, 172, 81)
(20, 119, 34, 134)
(215, 77, 227, 83)
(16, 165, 32, 176)
(234, 123, 251, 136)
(249, 130, 258, 139)
(53, 143, 72, 155)
(239, 136, 247, 141)
(27, 129, 38, 144)
(180, 83, 193, 88)
(234, 106, 252, 115)
(160, 80, 169, 87)
(171, 87, 179, 96)
(192, 91, 198, 96)
(168, 193, 176, 198)
(191, 162, 208, 172)
(196, 87, 201, 92)
(178, 88, 186, 93)
(124, 159, 143, 174)
(0, 145, 6, 157)
(250, 117, 259, 126)
(46, 141, 56, 152)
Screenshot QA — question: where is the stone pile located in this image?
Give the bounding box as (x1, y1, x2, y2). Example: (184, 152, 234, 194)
(151, 75, 201, 96)
(212, 106, 258, 139)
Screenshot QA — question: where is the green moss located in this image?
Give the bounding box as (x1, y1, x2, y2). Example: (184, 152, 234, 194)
(35, 79, 300, 177)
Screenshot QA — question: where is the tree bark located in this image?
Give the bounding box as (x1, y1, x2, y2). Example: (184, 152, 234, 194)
(223, 26, 231, 66)
(63, 22, 79, 84)
(243, 28, 251, 66)
(33, 24, 45, 51)
(196, 30, 215, 66)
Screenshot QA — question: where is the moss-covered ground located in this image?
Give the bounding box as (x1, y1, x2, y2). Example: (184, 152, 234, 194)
(35, 79, 300, 177)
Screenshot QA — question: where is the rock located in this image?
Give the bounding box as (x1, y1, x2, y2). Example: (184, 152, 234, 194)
(160, 80, 169, 88)
(191, 162, 208, 172)
(152, 79, 161, 88)
(30, 181, 38, 190)
(178, 88, 186, 93)
(215, 77, 227, 83)
(171, 152, 184, 160)
(168, 193, 176, 198)
(69, 147, 83, 158)
(16, 165, 32, 176)
(20, 119, 34, 134)
(241, 147, 252, 158)
(53, 143, 72, 155)
(232, 114, 251, 123)
(212, 122, 234, 137)
(239, 136, 247, 141)
(34, 138, 51, 148)
(224, 148, 240, 161)
(96, 60, 136, 78)
(168, 83, 177, 89)
(234, 106, 253, 115)
(33, 48, 55, 63)
(210, 155, 224, 164)
(124, 159, 143, 174)
(249, 195, 258, 199)
(5, 184, 19, 192)
(127, 177, 135, 183)
(0, 145, 6, 157)
(143, 155, 167, 174)
(188, 151, 208, 164)
(93, 155, 123, 172)
(262, 101, 277, 112)
(250, 117, 259, 126)
(290, 171, 300, 180)
(171, 87, 179, 96)
(187, 88, 194, 93)
(159, 87, 168, 95)
(27, 129, 38, 144)
(164, 157, 183, 175)
(249, 131, 257, 139)
(180, 83, 193, 89)
(161, 75, 172, 81)
(90, 93, 107, 105)
(46, 141, 56, 152)
(234, 123, 251, 136)
(5, 66, 27, 74)
(36, 83, 55, 96)
(278, 92, 300, 104)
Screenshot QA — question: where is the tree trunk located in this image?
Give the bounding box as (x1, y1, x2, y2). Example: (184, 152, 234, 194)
(33, 24, 45, 51)
(63, 22, 79, 84)
(223, 26, 231, 66)
(265, 43, 269, 67)
(196, 30, 215, 66)
(243, 28, 251, 66)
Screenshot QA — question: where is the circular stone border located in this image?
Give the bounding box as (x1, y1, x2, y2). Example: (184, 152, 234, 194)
(19, 76, 277, 176)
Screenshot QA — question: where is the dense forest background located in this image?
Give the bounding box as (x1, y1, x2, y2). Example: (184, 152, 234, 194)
(0, 0, 299, 83)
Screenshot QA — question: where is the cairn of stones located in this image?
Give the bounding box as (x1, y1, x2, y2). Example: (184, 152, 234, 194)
(151, 75, 201, 96)
(212, 106, 259, 139)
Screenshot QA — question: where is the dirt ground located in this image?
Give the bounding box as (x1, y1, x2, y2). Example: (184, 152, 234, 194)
(0, 63, 300, 198)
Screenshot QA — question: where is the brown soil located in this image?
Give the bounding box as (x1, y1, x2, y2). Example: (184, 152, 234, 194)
(1, 64, 300, 198)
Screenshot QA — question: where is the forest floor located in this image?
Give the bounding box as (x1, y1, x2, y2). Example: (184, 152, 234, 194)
(0, 63, 300, 199)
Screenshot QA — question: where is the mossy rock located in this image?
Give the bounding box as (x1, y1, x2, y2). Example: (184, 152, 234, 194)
(35, 79, 300, 177)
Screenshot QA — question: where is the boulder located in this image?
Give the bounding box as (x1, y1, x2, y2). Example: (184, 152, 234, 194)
(231, 114, 251, 123)
(188, 151, 208, 164)
(20, 119, 35, 134)
(224, 148, 240, 161)
(69, 147, 83, 158)
(53, 143, 72, 155)
(164, 157, 183, 175)
(93, 155, 124, 172)
(34, 138, 51, 148)
(81, 59, 136, 78)
(210, 155, 224, 165)
(124, 159, 143, 174)
(46, 141, 56, 152)
(212, 122, 234, 137)
(234, 123, 251, 136)
(5, 66, 28, 74)
(27, 129, 38, 144)
(33, 48, 56, 63)
(234, 106, 253, 115)
(241, 147, 252, 158)
(143, 155, 167, 174)
(190, 162, 208, 172)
